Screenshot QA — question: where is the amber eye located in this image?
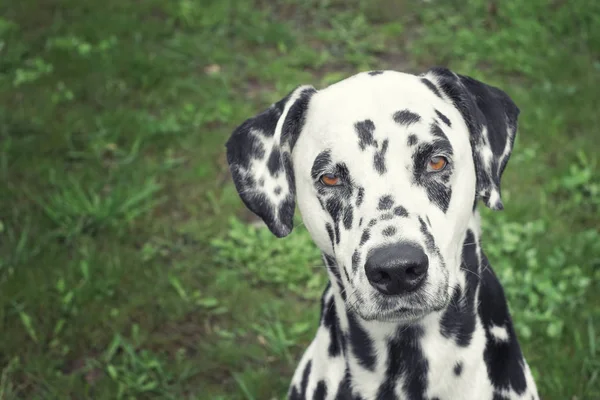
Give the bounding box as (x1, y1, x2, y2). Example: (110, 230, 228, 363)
(428, 156, 448, 172)
(320, 174, 340, 186)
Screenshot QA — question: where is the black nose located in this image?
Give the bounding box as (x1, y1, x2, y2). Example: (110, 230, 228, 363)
(365, 243, 429, 295)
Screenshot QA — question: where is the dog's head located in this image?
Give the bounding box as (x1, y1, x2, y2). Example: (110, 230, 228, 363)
(226, 68, 519, 322)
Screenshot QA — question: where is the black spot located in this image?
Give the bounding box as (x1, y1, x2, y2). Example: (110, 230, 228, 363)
(431, 398, 440, 400)
(322, 295, 342, 357)
(299, 360, 312, 398)
(313, 380, 328, 400)
(418, 217, 438, 255)
(378, 195, 394, 210)
(368, 218, 377, 227)
(274, 186, 282, 195)
(480, 255, 527, 395)
(493, 394, 510, 400)
(352, 250, 361, 273)
(347, 312, 376, 371)
(258, 178, 265, 187)
(343, 207, 354, 230)
(324, 255, 343, 294)
(393, 109, 421, 126)
(430, 123, 448, 142)
(334, 223, 341, 245)
(376, 325, 428, 400)
(407, 134, 418, 146)
(435, 109, 452, 127)
(359, 217, 363, 227)
(311, 150, 332, 180)
(454, 362, 463, 376)
(374, 139, 389, 175)
(380, 213, 393, 221)
(267, 148, 282, 175)
(356, 187, 365, 207)
(326, 223, 335, 248)
(421, 78, 442, 98)
(394, 206, 408, 217)
(426, 216, 431, 227)
(427, 181, 452, 213)
(325, 198, 343, 225)
(355, 120, 376, 150)
(360, 229, 370, 246)
(382, 226, 396, 237)
(368, 70, 384, 76)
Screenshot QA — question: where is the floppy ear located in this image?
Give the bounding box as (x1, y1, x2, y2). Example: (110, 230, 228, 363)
(225, 85, 316, 237)
(422, 67, 520, 210)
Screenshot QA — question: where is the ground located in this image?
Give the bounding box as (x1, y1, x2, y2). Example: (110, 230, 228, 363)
(0, 0, 599, 399)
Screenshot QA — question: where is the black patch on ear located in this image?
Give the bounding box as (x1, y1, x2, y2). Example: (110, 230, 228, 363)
(454, 362, 463, 376)
(226, 86, 315, 238)
(393, 109, 421, 126)
(313, 380, 328, 400)
(378, 195, 394, 210)
(311, 150, 332, 180)
(369, 70, 384, 76)
(435, 109, 452, 127)
(373, 139, 389, 174)
(426, 67, 519, 209)
(356, 187, 365, 207)
(376, 326, 428, 399)
(407, 134, 418, 146)
(479, 254, 527, 395)
(421, 78, 442, 98)
(355, 120, 376, 150)
(267, 148, 282, 175)
(282, 87, 317, 151)
(382, 226, 396, 237)
(394, 205, 408, 217)
(347, 312, 376, 371)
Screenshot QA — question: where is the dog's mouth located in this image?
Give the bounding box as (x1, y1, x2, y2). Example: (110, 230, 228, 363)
(359, 306, 429, 323)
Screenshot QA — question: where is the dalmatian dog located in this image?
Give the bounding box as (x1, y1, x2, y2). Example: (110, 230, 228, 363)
(225, 67, 539, 400)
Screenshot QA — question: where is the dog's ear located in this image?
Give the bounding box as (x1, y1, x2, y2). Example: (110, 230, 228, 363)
(226, 85, 316, 237)
(422, 67, 520, 210)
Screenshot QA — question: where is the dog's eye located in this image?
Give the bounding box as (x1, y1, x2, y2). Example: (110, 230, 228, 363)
(428, 156, 448, 172)
(320, 173, 341, 186)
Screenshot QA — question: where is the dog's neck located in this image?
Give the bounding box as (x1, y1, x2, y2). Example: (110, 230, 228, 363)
(322, 211, 484, 356)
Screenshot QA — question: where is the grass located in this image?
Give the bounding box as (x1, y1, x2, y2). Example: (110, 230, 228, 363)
(0, 0, 598, 398)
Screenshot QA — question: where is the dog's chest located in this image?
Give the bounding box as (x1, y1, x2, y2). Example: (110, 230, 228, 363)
(344, 318, 494, 400)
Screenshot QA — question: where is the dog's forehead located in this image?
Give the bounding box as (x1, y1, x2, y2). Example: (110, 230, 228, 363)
(309, 72, 447, 125)
(304, 71, 464, 142)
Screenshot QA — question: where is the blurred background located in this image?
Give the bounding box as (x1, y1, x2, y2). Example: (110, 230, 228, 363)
(0, 0, 598, 399)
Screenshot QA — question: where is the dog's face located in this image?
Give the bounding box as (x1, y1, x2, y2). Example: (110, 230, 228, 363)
(226, 68, 519, 323)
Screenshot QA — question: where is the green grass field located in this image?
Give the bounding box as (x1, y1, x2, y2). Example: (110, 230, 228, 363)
(0, 0, 599, 399)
